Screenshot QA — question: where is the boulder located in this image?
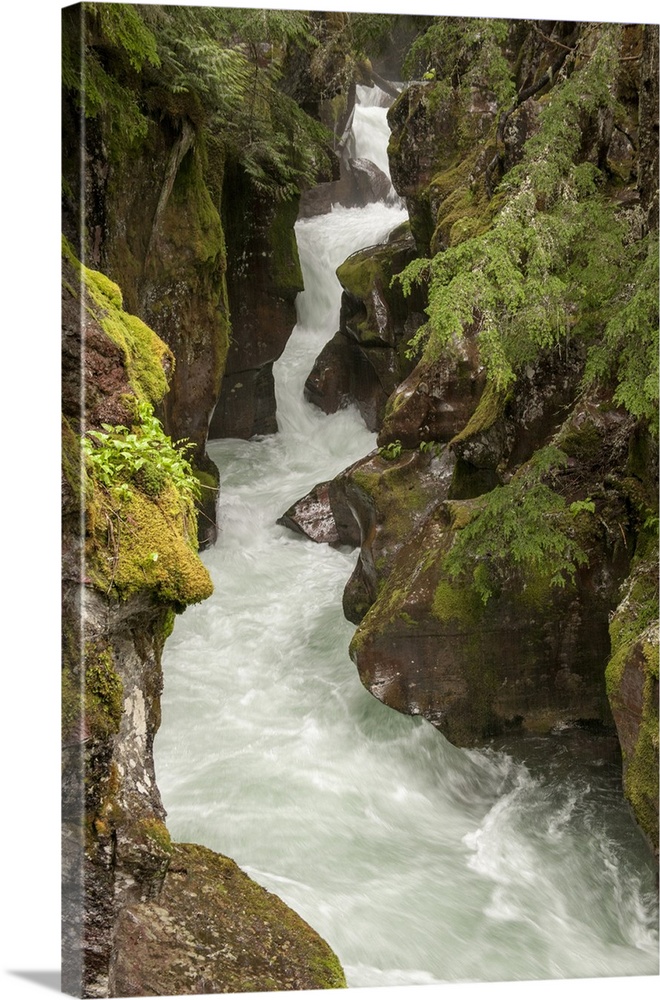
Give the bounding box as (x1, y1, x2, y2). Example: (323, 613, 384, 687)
(342, 392, 644, 744)
(278, 475, 361, 548)
(113, 843, 346, 996)
(299, 156, 395, 217)
(305, 225, 425, 431)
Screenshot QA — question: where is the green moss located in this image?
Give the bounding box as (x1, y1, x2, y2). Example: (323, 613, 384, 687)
(428, 149, 501, 253)
(621, 640, 659, 846)
(63, 237, 173, 406)
(557, 420, 602, 463)
(269, 195, 304, 299)
(170, 141, 226, 264)
(61, 658, 82, 744)
(87, 480, 213, 610)
(84, 641, 124, 737)
(605, 559, 659, 850)
(139, 817, 173, 856)
(432, 578, 484, 625)
(337, 252, 380, 300)
(450, 381, 508, 445)
(607, 564, 659, 692)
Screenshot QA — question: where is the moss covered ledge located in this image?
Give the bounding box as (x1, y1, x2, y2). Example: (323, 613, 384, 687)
(113, 842, 346, 995)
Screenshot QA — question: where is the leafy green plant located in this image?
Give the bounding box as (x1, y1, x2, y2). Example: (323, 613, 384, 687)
(379, 439, 403, 460)
(444, 451, 593, 603)
(419, 440, 443, 458)
(82, 402, 200, 503)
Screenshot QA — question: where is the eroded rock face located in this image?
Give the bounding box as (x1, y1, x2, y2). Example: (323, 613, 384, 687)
(278, 474, 362, 548)
(606, 560, 659, 855)
(299, 156, 396, 217)
(377, 333, 486, 450)
(349, 505, 621, 744)
(347, 399, 639, 745)
(209, 181, 303, 440)
(305, 225, 425, 431)
(388, 84, 498, 253)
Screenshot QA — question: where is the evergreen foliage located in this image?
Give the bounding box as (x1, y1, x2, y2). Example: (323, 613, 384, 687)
(62, 2, 160, 148)
(402, 17, 515, 105)
(62, 3, 335, 198)
(396, 23, 659, 423)
(444, 449, 593, 603)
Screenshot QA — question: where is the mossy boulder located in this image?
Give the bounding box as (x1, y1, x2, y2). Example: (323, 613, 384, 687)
(304, 225, 425, 431)
(377, 327, 486, 451)
(113, 842, 346, 996)
(85, 480, 212, 611)
(349, 491, 624, 745)
(341, 445, 456, 623)
(136, 135, 231, 464)
(346, 392, 643, 745)
(62, 238, 173, 430)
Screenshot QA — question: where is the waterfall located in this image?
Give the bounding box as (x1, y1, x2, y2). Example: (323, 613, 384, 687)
(154, 86, 658, 989)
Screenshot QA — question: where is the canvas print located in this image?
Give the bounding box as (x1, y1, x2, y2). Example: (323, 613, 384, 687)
(61, 2, 659, 997)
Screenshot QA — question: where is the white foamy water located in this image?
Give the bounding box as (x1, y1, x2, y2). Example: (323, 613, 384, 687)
(154, 86, 658, 989)
(346, 83, 397, 178)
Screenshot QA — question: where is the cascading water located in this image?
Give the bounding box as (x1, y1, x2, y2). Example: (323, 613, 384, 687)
(154, 86, 658, 988)
(345, 83, 398, 178)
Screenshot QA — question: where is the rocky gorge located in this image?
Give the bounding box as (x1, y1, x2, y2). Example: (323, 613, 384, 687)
(62, 7, 658, 998)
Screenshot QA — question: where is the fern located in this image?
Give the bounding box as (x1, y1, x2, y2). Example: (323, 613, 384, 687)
(445, 454, 591, 604)
(395, 24, 657, 423)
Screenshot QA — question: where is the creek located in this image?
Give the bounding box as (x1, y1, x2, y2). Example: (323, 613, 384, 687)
(154, 86, 658, 989)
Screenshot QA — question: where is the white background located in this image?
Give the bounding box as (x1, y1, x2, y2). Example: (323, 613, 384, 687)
(1, 1, 657, 997)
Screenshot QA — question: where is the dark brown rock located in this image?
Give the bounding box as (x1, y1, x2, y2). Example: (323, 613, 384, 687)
(305, 227, 425, 431)
(377, 333, 486, 450)
(209, 176, 303, 440)
(278, 468, 364, 550)
(388, 84, 498, 254)
(113, 843, 346, 997)
(299, 156, 395, 217)
(349, 478, 629, 745)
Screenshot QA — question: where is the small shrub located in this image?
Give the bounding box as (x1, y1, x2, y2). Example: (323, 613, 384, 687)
(82, 401, 200, 503)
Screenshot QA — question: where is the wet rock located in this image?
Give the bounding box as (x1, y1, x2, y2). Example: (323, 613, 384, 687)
(344, 394, 644, 746)
(305, 226, 425, 431)
(278, 476, 361, 548)
(342, 446, 456, 623)
(606, 560, 659, 856)
(377, 331, 486, 450)
(209, 179, 303, 440)
(299, 156, 395, 216)
(388, 83, 498, 254)
(113, 843, 346, 996)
